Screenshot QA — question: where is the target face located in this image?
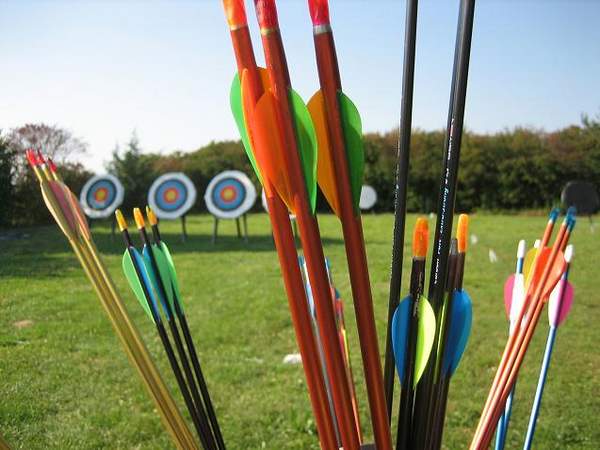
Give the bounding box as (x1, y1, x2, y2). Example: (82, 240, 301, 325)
(148, 173, 197, 219)
(359, 185, 378, 210)
(79, 174, 124, 219)
(205, 170, 256, 219)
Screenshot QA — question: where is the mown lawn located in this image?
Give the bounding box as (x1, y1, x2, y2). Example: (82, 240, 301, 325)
(1, 213, 598, 449)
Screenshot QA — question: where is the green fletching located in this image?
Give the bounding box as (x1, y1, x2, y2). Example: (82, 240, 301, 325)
(414, 296, 436, 388)
(289, 88, 318, 213)
(151, 244, 176, 313)
(122, 250, 154, 323)
(160, 241, 183, 313)
(231, 74, 261, 182)
(337, 92, 365, 211)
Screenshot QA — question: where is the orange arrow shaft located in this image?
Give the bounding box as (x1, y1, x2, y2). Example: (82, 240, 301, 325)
(255, 9, 361, 450)
(226, 15, 338, 450)
(312, 26, 392, 450)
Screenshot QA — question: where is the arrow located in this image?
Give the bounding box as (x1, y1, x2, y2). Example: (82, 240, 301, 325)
(384, 0, 419, 420)
(494, 239, 527, 450)
(411, 2, 476, 447)
(304, 2, 391, 446)
(391, 217, 436, 450)
(471, 211, 576, 449)
(145, 206, 226, 450)
(223, 2, 338, 448)
(429, 214, 473, 449)
(116, 210, 215, 450)
(523, 244, 575, 450)
(245, 1, 362, 448)
(26, 150, 198, 450)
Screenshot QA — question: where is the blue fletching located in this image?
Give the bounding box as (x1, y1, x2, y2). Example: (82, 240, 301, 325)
(391, 296, 412, 384)
(142, 245, 171, 319)
(442, 289, 473, 376)
(132, 247, 161, 322)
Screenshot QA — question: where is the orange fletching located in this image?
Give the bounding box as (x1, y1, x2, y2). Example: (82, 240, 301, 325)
(223, 0, 247, 29)
(457, 213, 469, 253)
(412, 217, 429, 258)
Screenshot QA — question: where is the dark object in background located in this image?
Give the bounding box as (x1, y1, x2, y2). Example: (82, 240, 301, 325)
(561, 181, 599, 216)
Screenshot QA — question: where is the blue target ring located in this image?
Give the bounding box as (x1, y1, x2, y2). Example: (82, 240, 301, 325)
(86, 179, 118, 210)
(154, 179, 188, 212)
(211, 178, 245, 212)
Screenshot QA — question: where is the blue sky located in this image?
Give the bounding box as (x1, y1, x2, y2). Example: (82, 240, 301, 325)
(1, 0, 599, 172)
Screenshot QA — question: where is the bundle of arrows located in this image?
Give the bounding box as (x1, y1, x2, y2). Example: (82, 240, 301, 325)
(25, 150, 199, 450)
(470, 208, 577, 450)
(223, 0, 390, 448)
(115, 207, 224, 450)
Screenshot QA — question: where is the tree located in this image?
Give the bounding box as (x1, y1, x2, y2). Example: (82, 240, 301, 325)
(0, 132, 17, 227)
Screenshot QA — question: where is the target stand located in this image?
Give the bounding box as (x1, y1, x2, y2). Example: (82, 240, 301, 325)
(79, 174, 125, 239)
(204, 170, 257, 244)
(148, 173, 197, 242)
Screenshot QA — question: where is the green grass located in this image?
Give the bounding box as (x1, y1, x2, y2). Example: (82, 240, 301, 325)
(1, 213, 598, 449)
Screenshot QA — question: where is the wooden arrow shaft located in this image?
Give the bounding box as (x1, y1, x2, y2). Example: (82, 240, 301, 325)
(313, 29, 392, 450)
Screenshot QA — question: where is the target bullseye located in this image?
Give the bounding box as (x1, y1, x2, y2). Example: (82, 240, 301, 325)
(148, 173, 197, 219)
(80, 174, 124, 219)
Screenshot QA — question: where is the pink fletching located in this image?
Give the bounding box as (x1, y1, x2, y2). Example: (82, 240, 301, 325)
(48, 158, 58, 173)
(255, 0, 279, 29)
(308, 0, 330, 26)
(504, 274, 515, 320)
(548, 280, 574, 327)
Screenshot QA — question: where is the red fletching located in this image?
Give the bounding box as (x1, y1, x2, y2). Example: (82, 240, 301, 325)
(308, 0, 330, 26)
(48, 158, 58, 173)
(36, 149, 46, 164)
(25, 149, 39, 167)
(255, 0, 279, 29)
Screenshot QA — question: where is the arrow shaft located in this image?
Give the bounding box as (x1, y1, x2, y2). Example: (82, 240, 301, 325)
(312, 21, 392, 450)
(385, 0, 419, 420)
(256, 9, 361, 449)
(225, 11, 338, 449)
(523, 326, 557, 450)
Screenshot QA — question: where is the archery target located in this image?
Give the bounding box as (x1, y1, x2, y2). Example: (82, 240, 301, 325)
(359, 185, 377, 210)
(148, 173, 197, 219)
(205, 170, 256, 219)
(79, 174, 124, 219)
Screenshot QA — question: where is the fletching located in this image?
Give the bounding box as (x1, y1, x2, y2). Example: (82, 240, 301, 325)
(67, 189, 91, 241)
(230, 74, 261, 182)
(391, 295, 436, 388)
(289, 88, 318, 213)
(308, 90, 340, 216)
(241, 70, 293, 210)
(548, 280, 574, 327)
(142, 244, 176, 317)
(307, 90, 365, 215)
(122, 248, 157, 323)
(391, 296, 411, 384)
(414, 296, 435, 387)
(338, 91, 364, 211)
(159, 242, 183, 313)
(503, 274, 515, 319)
(42, 181, 78, 239)
(442, 289, 473, 376)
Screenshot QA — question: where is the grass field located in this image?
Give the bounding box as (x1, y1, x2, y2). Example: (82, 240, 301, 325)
(1, 213, 599, 449)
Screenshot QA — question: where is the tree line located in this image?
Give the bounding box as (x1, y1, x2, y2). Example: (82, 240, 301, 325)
(1, 116, 599, 228)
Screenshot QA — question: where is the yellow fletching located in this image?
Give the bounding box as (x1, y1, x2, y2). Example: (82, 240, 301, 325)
(307, 89, 340, 216)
